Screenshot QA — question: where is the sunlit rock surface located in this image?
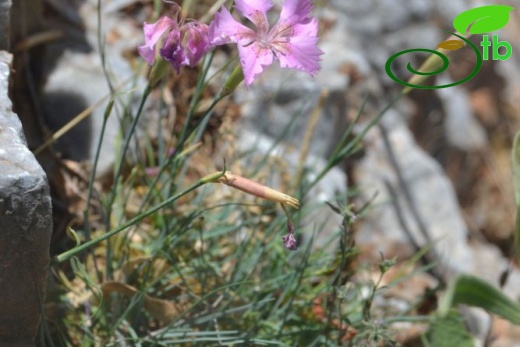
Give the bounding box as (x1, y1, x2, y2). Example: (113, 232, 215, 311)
(0, 51, 52, 346)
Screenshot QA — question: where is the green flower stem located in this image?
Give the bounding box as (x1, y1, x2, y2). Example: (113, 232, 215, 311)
(111, 85, 152, 200)
(103, 85, 151, 279)
(83, 98, 114, 241)
(514, 206, 520, 268)
(139, 53, 218, 208)
(53, 170, 225, 264)
(117, 58, 237, 245)
(177, 52, 216, 148)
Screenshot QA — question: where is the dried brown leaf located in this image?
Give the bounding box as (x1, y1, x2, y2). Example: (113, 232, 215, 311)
(101, 281, 180, 323)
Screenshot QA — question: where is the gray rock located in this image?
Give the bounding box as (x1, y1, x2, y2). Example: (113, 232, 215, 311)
(40, 0, 154, 176)
(377, 0, 413, 31)
(436, 76, 487, 151)
(404, 0, 433, 18)
(433, 0, 473, 26)
(317, 12, 369, 90)
(41, 49, 151, 175)
(0, 51, 52, 346)
(234, 69, 325, 154)
(353, 111, 474, 275)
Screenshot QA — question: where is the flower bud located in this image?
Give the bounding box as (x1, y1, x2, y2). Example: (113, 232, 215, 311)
(184, 22, 210, 67)
(221, 65, 245, 97)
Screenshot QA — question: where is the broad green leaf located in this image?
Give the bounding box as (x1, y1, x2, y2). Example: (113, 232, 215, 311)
(453, 5, 514, 35)
(512, 131, 520, 266)
(439, 274, 520, 325)
(515, 208, 520, 270)
(512, 131, 520, 206)
(422, 310, 474, 347)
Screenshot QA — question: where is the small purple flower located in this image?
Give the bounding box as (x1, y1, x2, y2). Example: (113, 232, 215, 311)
(138, 16, 211, 72)
(160, 28, 184, 72)
(282, 232, 297, 251)
(209, 0, 323, 86)
(282, 217, 297, 250)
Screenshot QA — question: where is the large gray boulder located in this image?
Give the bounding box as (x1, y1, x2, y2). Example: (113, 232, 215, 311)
(0, 48, 52, 347)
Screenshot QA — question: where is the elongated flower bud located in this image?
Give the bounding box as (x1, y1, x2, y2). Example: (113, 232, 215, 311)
(148, 58, 170, 86)
(205, 171, 300, 250)
(217, 171, 300, 209)
(221, 65, 244, 97)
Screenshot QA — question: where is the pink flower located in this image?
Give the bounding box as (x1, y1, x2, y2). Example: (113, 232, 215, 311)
(159, 27, 184, 72)
(138, 16, 211, 72)
(184, 22, 211, 66)
(138, 16, 176, 65)
(209, 0, 323, 86)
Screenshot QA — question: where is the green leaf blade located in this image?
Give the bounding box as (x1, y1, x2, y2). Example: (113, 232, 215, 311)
(423, 310, 474, 347)
(512, 131, 520, 206)
(512, 131, 520, 267)
(439, 274, 520, 325)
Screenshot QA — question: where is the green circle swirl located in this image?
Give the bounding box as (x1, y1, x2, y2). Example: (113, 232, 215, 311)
(385, 32, 483, 89)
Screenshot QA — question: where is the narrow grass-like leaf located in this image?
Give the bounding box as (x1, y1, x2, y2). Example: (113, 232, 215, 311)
(66, 227, 82, 247)
(439, 274, 520, 324)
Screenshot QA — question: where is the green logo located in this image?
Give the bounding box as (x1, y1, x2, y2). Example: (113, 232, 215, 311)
(385, 5, 514, 89)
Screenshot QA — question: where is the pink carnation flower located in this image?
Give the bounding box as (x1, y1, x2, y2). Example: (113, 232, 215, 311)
(138, 16, 176, 65)
(138, 16, 211, 72)
(209, 0, 323, 86)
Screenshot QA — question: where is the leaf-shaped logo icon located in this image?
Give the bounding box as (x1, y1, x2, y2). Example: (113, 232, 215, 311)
(453, 5, 514, 35)
(437, 40, 466, 50)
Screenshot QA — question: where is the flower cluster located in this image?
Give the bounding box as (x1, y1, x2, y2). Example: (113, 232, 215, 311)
(138, 16, 210, 73)
(139, 0, 323, 86)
